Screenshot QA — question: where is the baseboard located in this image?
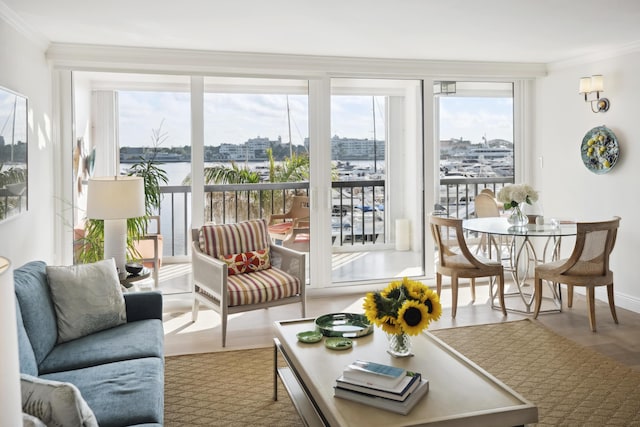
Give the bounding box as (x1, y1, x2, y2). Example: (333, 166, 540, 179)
(572, 287, 640, 314)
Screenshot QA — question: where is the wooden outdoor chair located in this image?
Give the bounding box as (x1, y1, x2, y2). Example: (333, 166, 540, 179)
(133, 215, 163, 287)
(268, 195, 310, 243)
(191, 219, 306, 346)
(474, 192, 507, 259)
(429, 214, 506, 318)
(533, 216, 621, 332)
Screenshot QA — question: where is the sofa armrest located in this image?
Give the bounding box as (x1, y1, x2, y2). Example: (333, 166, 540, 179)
(124, 291, 163, 322)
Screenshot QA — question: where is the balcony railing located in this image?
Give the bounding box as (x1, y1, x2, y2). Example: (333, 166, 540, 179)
(437, 176, 514, 219)
(156, 176, 513, 257)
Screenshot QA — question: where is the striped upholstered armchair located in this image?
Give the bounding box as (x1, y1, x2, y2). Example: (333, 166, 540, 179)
(191, 218, 306, 347)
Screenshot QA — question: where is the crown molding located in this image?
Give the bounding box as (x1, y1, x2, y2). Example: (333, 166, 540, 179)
(0, 1, 49, 50)
(548, 40, 640, 71)
(46, 43, 547, 80)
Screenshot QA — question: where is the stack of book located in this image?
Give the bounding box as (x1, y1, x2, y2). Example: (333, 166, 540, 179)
(333, 360, 429, 415)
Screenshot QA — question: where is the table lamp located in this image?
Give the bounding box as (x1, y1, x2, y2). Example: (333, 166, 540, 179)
(87, 176, 145, 278)
(0, 257, 22, 426)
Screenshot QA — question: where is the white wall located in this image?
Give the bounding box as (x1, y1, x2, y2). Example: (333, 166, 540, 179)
(0, 17, 54, 267)
(535, 51, 640, 312)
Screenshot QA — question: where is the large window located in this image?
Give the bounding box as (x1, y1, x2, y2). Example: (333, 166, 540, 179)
(436, 81, 514, 219)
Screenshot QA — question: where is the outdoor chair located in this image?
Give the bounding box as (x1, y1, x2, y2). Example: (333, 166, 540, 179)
(282, 219, 310, 252)
(429, 214, 506, 318)
(133, 215, 163, 287)
(533, 216, 620, 332)
(474, 193, 509, 258)
(268, 195, 310, 243)
(191, 218, 306, 346)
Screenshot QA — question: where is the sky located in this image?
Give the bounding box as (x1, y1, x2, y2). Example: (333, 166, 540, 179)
(117, 91, 513, 148)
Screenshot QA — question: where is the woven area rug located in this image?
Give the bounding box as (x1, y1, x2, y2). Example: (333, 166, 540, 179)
(431, 320, 640, 426)
(165, 348, 303, 426)
(164, 320, 640, 426)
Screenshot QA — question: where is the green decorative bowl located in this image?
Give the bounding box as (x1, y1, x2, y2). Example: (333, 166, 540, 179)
(315, 313, 373, 338)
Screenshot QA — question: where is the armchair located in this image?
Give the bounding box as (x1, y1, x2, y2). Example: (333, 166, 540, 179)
(191, 219, 306, 346)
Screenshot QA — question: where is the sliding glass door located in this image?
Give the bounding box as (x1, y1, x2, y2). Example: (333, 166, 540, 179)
(330, 78, 425, 284)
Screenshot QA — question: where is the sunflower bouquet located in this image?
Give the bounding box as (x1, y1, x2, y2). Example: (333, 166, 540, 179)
(363, 277, 442, 336)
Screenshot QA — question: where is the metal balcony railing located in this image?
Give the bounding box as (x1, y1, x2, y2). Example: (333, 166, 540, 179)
(155, 176, 513, 257)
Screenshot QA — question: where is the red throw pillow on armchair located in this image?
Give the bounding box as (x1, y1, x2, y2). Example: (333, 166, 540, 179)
(219, 249, 271, 275)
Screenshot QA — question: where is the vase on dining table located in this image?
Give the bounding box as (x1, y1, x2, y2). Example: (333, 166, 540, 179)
(507, 205, 528, 227)
(386, 332, 413, 357)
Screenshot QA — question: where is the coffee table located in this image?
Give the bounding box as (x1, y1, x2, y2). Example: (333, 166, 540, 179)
(274, 318, 537, 427)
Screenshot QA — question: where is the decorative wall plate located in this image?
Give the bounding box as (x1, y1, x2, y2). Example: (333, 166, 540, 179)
(580, 126, 619, 174)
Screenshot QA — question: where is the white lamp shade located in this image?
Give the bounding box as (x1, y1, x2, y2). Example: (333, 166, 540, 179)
(87, 176, 145, 220)
(591, 75, 604, 92)
(579, 77, 591, 94)
(0, 257, 22, 426)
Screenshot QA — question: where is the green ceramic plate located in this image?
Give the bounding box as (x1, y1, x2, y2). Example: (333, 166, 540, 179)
(296, 330, 323, 343)
(325, 337, 353, 350)
(315, 313, 374, 338)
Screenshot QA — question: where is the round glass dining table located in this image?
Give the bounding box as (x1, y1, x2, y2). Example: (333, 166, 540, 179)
(462, 217, 577, 315)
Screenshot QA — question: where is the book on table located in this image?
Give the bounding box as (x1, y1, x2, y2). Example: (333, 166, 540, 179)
(334, 378, 430, 415)
(342, 360, 407, 389)
(336, 371, 421, 401)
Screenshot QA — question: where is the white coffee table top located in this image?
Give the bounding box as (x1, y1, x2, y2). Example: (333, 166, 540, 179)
(274, 318, 538, 427)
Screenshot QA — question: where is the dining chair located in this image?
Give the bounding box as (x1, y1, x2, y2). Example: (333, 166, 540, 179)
(429, 215, 506, 317)
(533, 216, 620, 331)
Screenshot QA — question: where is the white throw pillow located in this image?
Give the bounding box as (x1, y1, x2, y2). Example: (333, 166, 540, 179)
(21, 374, 98, 427)
(46, 259, 126, 343)
(22, 413, 47, 427)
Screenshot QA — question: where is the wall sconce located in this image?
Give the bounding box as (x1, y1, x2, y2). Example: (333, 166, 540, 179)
(579, 75, 610, 113)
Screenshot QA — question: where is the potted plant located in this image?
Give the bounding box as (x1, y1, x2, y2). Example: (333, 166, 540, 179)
(75, 124, 169, 264)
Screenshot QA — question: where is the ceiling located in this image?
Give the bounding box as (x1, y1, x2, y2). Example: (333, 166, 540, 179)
(4, 0, 640, 64)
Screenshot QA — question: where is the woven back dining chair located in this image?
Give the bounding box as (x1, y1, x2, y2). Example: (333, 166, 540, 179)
(429, 215, 506, 318)
(533, 216, 621, 331)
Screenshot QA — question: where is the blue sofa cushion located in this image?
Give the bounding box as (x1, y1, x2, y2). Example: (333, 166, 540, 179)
(38, 319, 164, 374)
(15, 299, 38, 376)
(14, 261, 58, 366)
(42, 357, 164, 427)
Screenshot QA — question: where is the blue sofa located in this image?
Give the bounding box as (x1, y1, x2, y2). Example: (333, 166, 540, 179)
(14, 261, 164, 427)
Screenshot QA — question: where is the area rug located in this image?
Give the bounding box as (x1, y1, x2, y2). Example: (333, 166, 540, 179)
(431, 320, 640, 426)
(164, 320, 640, 426)
(165, 347, 303, 426)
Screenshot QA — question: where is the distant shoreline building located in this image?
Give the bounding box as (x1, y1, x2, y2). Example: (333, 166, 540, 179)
(121, 134, 388, 163)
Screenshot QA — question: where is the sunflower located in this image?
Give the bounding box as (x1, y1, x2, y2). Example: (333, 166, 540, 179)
(422, 287, 443, 323)
(396, 300, 430, 335)
(381, 280, 403, 298)
(379, 315, 401, 335)
(362, 277, 442, 336)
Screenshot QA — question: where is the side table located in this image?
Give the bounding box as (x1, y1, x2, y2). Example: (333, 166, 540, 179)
(120, 267, 152, 291)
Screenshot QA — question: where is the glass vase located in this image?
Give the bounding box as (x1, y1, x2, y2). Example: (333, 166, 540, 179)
(507, 205, 528, 227)
(386, 332, 413, 357)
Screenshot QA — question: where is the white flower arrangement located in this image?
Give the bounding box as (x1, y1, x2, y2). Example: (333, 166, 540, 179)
(497, 184, 539, 210)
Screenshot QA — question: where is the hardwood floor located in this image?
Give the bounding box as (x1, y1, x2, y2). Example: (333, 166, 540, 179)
(159, 272, 640, 371)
